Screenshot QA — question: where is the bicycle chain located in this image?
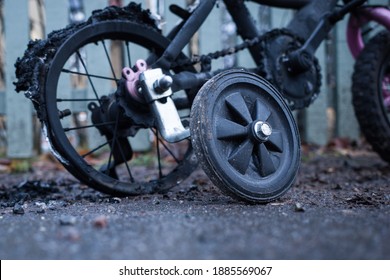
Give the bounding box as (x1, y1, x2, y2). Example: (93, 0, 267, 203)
(173, 28, 297, 70)
(174, 28, 322, 109)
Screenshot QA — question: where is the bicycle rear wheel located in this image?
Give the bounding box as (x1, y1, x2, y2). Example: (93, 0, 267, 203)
(41, 14, 197, 195)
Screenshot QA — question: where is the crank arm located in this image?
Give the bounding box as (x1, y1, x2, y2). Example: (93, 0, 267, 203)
(285, 0, 367, 73)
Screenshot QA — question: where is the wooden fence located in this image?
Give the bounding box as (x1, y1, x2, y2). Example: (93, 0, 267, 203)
(1, 0, 388, 159)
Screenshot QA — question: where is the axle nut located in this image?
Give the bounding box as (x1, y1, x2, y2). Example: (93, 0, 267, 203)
(253, 121, 272, 141)
(153, 75, 173, 93)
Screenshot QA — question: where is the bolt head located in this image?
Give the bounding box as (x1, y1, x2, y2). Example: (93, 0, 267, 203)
(253, 121, 272, 141)
(260, 122, 272, 136)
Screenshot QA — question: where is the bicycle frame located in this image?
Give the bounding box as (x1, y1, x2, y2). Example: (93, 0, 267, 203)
(152, 0, 383, 93)
(347, 6, 390, 58)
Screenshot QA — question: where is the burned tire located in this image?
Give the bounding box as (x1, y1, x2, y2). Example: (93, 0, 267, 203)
(25, 5, 198, 196)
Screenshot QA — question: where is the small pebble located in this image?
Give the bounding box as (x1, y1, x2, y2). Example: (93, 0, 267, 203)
(13, 204, 25, 215)
(60, 227, 81, 241)
(93, 215, 108, 228)
(333, 184, 342, 190)
(59, 215, 77, 226)
(294, 202, 305, 212)
(110, 197, 121, 204)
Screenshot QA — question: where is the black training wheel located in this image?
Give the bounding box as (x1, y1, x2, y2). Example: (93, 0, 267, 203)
(190, 70, 300, 203)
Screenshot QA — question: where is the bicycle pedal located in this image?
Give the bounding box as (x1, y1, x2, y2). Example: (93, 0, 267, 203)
(139, 69, 190, 143)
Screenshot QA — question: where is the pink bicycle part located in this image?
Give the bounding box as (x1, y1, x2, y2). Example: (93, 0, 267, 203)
(122, 59, 148, 103)
(347, 7, 390, 58)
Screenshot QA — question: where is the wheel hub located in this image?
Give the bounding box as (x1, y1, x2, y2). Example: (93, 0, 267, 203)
(253, 121, 272, 142)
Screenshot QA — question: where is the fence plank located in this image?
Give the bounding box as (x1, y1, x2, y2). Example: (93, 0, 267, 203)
(0, 2, 5, 115)
(334, 17, 360, 140)
(301, 43, 329, 145)
(5, 0, 34, 158)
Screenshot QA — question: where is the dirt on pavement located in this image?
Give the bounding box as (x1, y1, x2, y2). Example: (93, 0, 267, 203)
(0, 142, 389, 259)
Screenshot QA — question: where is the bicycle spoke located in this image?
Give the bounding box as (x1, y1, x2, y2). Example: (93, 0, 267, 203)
(57, 98, 101, 102)
(152, 129, 181, 164)
(76, 50, 101, 106)
(62, 68, 119, 82)
(106, 113, 120, 176)
(101, 40, 117, 80)
(81, 140, 111, 158)
(114, 137, 135, 183)
(126, 41, 132, 67)
(64, 121, 116, 132)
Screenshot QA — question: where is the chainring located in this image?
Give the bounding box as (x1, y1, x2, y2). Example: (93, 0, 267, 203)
(258, 30, 322, 110)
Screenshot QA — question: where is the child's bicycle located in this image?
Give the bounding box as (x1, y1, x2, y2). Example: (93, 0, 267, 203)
(14, 0, 390, 203)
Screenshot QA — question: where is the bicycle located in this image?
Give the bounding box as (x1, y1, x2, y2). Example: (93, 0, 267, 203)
(14, 0, 390, 203)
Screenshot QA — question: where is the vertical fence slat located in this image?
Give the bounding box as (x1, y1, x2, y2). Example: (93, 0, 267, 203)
(5, 0, 34, 158)
(301, 43, 329, 146)
(0, 1, 5, 115)
(334, 18, 360, 140)
(45, 0, 67, 35)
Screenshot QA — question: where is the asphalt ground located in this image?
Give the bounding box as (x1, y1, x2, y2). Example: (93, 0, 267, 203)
(0, 146, 389, 259)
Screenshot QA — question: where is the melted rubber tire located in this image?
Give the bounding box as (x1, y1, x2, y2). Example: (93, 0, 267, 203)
(352, 31, 390, 163)
(190, 70, 300, 203)
(42, 16, 197, 196)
